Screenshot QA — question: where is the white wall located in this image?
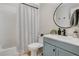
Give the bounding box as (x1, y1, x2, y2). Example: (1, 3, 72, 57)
(0, 3, 17, 49)
(39, 3, 58, 35)
(39, 3, 79, 36)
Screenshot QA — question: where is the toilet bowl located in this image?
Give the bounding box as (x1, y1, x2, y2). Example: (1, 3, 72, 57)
(28, 36, 43, 56)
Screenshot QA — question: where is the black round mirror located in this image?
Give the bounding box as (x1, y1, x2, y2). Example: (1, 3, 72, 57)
(53, 3, 79, 28)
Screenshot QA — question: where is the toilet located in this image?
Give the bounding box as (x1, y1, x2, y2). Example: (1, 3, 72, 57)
(28, 36, 43, 56)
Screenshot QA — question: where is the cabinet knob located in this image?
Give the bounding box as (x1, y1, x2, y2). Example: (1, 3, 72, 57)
(53, 49, 55, 52)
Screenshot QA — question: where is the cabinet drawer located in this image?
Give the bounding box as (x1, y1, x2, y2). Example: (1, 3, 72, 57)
(58, 48, 75, 56)
(43, 42, 58, 56)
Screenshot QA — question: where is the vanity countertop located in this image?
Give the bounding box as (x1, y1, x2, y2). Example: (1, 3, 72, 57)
(44, 34, 79, 46)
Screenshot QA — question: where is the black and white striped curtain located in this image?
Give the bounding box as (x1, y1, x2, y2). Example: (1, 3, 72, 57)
(17, 4, 39, 53)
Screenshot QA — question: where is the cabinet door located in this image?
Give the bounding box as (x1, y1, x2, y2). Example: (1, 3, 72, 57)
(58, 48, 75, 56)
(43, 42, 58, 56)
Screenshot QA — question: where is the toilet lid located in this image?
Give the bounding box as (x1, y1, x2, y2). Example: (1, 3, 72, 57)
(28, 43, 43, 50)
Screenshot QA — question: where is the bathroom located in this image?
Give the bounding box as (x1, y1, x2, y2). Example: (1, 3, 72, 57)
(0, 3, 79, 56)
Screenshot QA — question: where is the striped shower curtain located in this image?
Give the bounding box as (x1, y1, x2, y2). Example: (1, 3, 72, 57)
(17, 4, 39, 53)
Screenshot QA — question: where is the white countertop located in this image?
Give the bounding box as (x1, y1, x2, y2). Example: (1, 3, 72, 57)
(44, 34, 79, 46)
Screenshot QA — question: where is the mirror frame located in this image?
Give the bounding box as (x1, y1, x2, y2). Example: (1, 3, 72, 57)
(53, 3, 73, 29)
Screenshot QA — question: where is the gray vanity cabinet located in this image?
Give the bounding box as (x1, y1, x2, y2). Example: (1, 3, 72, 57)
(43, 37, 77, 56)
(58, 48, 75, 56)
(43, 42, 58, 56)
(43, 42, 75, 56)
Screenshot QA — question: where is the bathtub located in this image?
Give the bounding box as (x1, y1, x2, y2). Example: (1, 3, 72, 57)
(0, 47, 18, 56)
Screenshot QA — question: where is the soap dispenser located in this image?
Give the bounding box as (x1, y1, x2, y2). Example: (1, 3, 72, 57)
(62, 29, 66, 36)
(58, 28, 61, 35)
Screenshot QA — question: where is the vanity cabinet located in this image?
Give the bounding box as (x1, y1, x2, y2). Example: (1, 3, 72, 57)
(43, 42, 75, 56)
(43, 42, 58, 56)
(43, 37, 79, 56)
(58, 48, 75, 56)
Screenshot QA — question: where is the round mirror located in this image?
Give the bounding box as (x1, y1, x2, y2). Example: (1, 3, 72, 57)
(53, 3, 79, 28)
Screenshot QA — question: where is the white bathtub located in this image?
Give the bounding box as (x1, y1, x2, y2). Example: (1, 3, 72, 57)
(0, 47, 17, 56)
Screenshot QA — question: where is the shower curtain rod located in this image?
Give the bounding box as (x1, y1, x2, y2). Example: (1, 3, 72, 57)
(21, 3, 38, 9)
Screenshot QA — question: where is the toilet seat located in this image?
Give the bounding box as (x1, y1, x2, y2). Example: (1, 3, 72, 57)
(28, 43, 43, 50)
(28, 43, 43, 56)
(28, 36, 43, 56)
